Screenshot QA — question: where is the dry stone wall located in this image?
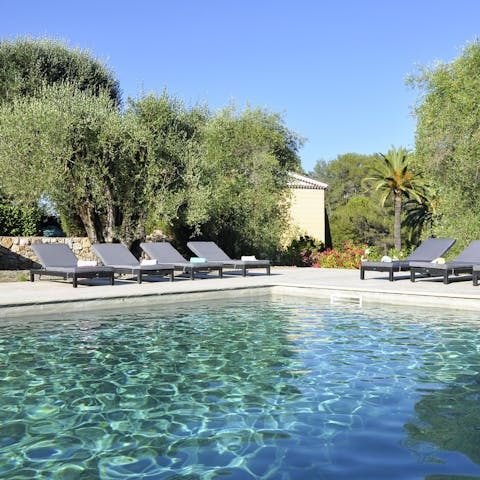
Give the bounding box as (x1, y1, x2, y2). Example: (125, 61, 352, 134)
(0, 236, 93, 270)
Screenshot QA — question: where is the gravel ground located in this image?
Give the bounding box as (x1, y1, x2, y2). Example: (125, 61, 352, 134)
(0, 270, 30, 282)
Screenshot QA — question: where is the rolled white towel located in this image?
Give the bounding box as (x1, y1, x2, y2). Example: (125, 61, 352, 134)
(141, 259, 157, 266)
(381, 256, 392, 262)
(77, 260, 97, 267)
(432, 257, 445, 264)
(241, 255, 257, 261)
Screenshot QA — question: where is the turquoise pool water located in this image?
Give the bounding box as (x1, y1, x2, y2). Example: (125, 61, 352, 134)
(1, 297, 480, 479)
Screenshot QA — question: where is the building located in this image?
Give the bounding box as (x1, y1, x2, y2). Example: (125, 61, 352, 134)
(285, 172, 329, 245)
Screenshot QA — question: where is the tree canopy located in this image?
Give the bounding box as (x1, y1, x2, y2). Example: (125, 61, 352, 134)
(311, 153, 378, 214)
(187, 106, 302, 257)
(366, 146, 426, 251)
(329, 196, 391, 249)
(311, 153, 394, 250)
(0, 84, 155, 246)
(408, 40, 480, 250)
(0, 38, 302, 256)
(0, 37, 121, 104)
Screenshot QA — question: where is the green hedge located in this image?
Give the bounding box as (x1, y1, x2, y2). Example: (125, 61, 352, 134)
(0, 204, 42, 236)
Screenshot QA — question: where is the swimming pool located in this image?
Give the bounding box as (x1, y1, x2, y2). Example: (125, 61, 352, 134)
(1, 297, 480, 479)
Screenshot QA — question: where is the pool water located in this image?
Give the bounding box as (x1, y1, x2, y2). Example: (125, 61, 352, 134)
(1, 297, 480, 479)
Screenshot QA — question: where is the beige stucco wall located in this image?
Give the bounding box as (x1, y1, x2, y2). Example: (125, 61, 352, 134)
(286, 188, 326, 243)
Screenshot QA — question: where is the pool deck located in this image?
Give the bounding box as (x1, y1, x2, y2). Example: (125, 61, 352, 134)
(1, 267, 480, 317)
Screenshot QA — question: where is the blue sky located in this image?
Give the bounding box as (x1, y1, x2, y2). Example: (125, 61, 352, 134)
(2, 1, 480, 172)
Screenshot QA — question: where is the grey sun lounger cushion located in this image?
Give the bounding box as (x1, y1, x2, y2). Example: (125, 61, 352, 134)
(410, 240, 480, 284)
(92, 243, 174, 284)
(187, 241, 271, 276)
(30, 243, 114, 288)
(360, 237, 456, 281)
(140, 242, 223, 280)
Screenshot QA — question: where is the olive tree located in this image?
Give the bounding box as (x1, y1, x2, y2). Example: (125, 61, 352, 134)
(0, 84, 158, 246)
(0, 37, 303, 255)
(0, 36, 123, 236)
(184, 105, 303, 258)
(408, 40, 480, 248)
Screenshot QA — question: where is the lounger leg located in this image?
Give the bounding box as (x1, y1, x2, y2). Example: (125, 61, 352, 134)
(170, 271, 174, 282)
(360, 267, 365, 280)
(242, 266, 247, 276)
(110, 275, 115, 286)
(73, 275, 78, 288)
(30, 271, 34, 282)
(137, 273, 142, 284)
(410, 270, 416, 282)
(443, 273, 449, 285)
(219, 268, 223, 278)
(190, 270, 194, 280)
(389, 269, 394, 282)
(474, 273, 479, 287)
(267, 265, 271, 275)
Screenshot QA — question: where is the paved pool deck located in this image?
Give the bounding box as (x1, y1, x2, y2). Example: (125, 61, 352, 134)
(1, 267, 480, 318)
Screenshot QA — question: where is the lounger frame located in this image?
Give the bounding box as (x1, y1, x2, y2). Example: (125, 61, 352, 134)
(410, 263, 475, 285)
(473, 267, 480, 286)
(30, 267, 115, 288)
(105, 265, 174, 284)
(360, 261, 410, 282)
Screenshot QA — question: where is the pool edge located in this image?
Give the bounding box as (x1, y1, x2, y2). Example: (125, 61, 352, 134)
(3, 279, 480, 318)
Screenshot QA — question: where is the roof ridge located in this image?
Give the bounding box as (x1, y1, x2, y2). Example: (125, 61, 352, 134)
(288, 172, 328, 189)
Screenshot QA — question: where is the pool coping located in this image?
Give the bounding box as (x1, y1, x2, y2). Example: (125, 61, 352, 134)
(0, 284, 275, 317)
(272, 283, 480, 310)
(3, 267, 480, 317)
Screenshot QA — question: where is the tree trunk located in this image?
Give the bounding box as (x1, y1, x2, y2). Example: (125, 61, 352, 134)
(103, 189, 116, 243)
(394, 191, 402, 252)
(77, 203, 105, 245)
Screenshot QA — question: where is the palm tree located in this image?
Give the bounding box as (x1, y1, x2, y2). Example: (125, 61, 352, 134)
(367, 146, 426, 251)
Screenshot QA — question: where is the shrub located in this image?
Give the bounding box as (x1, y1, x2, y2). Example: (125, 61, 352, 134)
(361, 245, 413, 262)
(277, 236, 324, 266)
(0, 203, 42, 236)
(312, 241, 366, 269)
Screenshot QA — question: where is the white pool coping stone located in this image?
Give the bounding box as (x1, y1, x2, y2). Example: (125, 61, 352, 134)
(2, 267, 480, 318)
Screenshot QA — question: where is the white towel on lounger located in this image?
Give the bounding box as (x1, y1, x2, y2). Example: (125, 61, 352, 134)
(141, 259, 157, 266)
(77, 260, 97, 267)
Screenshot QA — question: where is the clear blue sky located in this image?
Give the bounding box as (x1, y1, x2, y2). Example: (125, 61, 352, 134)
(2, 0, 480, 172)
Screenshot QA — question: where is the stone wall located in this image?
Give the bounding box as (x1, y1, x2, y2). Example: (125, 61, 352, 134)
(0, 236, 92, 270)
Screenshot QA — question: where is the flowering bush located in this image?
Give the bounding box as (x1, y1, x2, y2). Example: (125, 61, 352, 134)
(311, 241, 366, 269)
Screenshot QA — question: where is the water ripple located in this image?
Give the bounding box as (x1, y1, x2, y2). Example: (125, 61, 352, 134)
(1, 299, 480, 479)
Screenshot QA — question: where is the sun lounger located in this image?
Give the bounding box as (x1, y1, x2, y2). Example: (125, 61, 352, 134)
(140, 242, 223, 280)
(92, 243, 174, 284)
(360, 238, 456, 281)
(410, 240, 480, 284)
(30, 243, 114, 288)
(187, 241, 271, 276)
